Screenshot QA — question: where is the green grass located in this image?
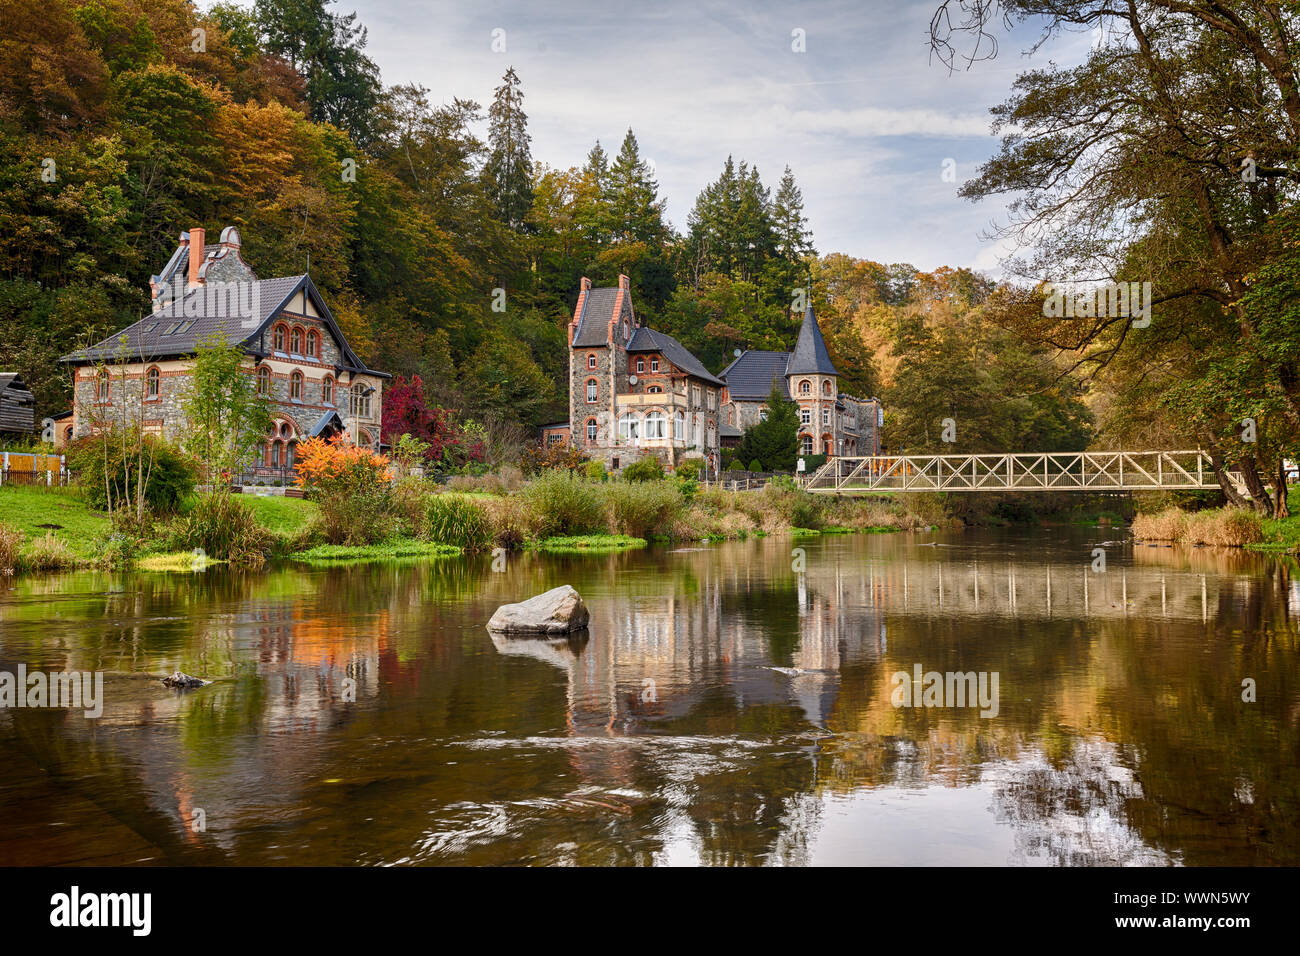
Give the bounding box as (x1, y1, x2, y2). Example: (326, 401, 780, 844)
(292, 537, 460, 563)
(1248, 488, 1300, 553)
(0, 485, 110, 558)
(215, 493, 317, 534)
(529, 534, 646, 553)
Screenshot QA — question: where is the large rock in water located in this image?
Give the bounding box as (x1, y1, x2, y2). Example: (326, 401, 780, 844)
(487, 585, 590, 635)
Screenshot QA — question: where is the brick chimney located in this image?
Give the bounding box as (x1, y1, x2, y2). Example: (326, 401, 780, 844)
(580, 276, 591, 292)
(187, 227, 205, 289)
(618, 274, 630, 291)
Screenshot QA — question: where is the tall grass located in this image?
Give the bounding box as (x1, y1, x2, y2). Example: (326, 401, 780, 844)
(21, 532, 77, 571)
(522, 471, 606, 536)
(0, 522, 22, 572)
(423, 493, 494, 550)
(169, 492, 274, 568)
(604, 480, 685, 537)
(1133, 506, 1263, 547)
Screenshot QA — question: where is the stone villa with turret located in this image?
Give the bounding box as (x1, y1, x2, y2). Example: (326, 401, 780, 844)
(550, 274, 881, 471)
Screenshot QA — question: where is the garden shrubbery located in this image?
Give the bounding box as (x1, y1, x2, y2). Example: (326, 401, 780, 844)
(168, 493, 275, 568)
(295, 436, 394, 545)
(423, 493, 494, 551)
(68, 432, 197, 514)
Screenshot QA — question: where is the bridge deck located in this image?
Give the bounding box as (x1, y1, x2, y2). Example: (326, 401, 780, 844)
(803, 450, 1230, 494)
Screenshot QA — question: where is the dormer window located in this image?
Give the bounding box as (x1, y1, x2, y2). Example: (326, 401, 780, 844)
(273, 324, 286, 351)
(290, 327, 303, 354)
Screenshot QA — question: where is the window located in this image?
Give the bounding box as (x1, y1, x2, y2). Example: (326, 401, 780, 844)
(636, 358, 645, 374)
(645, 411, 666, 439)
(162, 322, 182, 335)
(824, 439, 833, 456)
(586, 419, 598, 442)
(623, 321, 630, 342)
(728, 408, 734, 424)
(587, 353, 597, 370)
(707, 389, 716, 409)
(279, 422, 292, 439)
(286, 441, 296, 467)
(823, 380, 832, 396)
(648, 385, 662, 394)
(290, 370, 303, 400)
(290, 327, 303, 354)
(799, 380, 810, 395)
(273, 324, 286, 351)
(270, 441, 280, 466)
(650, 357, 659, 373)
(674, 410, 686, 440)
(322, 376, 334, 405)
(801, 408, 811, 426)
(707, 422, 716, 446)
(359, 430, 373, 449)
(759, 409, 768, 422)
(802, 435, 814, 455)
(350, 385, 371, 418)
(95, 370, 109, 402)
(256, 366, 271, 395)
(586, 379, 598, 403)
(146, 367, 160, 399)
(307, 330, 319, 358)
(823, 408, 831, 426)
(618, 413, 640, 442)
(692, 385, 701, 405)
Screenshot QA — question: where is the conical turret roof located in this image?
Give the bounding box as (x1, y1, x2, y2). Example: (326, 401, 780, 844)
(785, 303, 838, 377)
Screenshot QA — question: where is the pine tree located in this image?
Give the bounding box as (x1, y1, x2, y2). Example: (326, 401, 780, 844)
(737, 380, 799, 472)
(484, 66, 534, 231)
(773, 165, 814, 316)
(603, 128, 665, 245)
(574, 141, 610, 247)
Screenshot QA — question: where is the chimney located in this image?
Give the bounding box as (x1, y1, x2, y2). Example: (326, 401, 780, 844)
(580, 276, 591, 292)
(618, 274, 630, 291)
(187, 227, 206, 289)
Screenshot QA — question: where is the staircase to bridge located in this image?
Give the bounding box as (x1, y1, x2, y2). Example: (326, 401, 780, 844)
(801, 450, 1241, 495)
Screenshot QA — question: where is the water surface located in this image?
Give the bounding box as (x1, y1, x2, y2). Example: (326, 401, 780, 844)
(1, 527, 1296, 866)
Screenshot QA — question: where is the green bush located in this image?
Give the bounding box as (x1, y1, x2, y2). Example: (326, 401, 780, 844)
(675, 458, 703, 479)
(584, 460, 607, 482)
(605, 480, 685, 537)
(747, 459, 763, 473)
(522, 470, 605, 536)
(622, 456, 666, 482)
(68, 432, 197, 514)
(423, 493, 493, 551)
(170, 492, 274, 567)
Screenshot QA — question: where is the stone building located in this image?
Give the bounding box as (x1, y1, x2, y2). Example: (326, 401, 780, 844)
(59, 226, 388, 478)
(718, 304, 882, 458)
(568, 275, 723, 471)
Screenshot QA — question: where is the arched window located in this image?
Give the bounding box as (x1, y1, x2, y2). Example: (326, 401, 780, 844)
(279, 422, 292, 439)
(759, 409, 768, 422)
(799, 379, 810, 395)
(648, 385, 662, 394)
(822, 380, 832, 396)
(290, 327, 303, 354)
(674, 410, 686, 441)
(707, 421, 716, 447)
(359, 429, 373, 449)
(618, 413, 640, 442)
(146, 366, 160, 399)
(290, 370, 303, 400)
(727, 408, 734, 424)
(306, 330, 319, 358)
(256, 366, 271, 395)
(586, 379, 598, 403)
(823, 437, 833, 456)
(801, 435, 814, 455)
(273, 324, 286, 351)
(645, 411, 666, 439)
(322, 375, 334, 405)
(95, 369, 109, 402)
(587, 353, 597, 370)
(586, 418, 598, 442)
(270, 441, 281, 466)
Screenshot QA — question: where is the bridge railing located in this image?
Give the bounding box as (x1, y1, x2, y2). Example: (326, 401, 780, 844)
(803, 450, 1226, 494)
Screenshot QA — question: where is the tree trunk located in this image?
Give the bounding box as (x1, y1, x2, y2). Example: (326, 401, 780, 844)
(1240, 453, 1276, 517)
(1210, 448, 1252, 509)
(1277, 459, 1291, 518)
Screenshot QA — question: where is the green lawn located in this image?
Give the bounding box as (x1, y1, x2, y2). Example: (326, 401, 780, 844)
(293, 538, 459, 562)
(0, 485, 110, 558)
(228, 494, 318, 534)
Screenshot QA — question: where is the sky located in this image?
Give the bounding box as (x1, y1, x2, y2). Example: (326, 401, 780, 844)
(241, 0, 1097, 275)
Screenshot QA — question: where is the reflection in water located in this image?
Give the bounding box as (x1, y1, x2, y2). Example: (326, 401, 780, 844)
(0, 530, 1297, 866)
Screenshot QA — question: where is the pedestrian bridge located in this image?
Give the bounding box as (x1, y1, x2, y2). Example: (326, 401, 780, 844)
(803, 450, 1231, 494)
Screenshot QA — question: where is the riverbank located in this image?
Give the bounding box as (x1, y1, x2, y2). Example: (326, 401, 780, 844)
(1132, 494, 1300, 553)
(0, 479, 935, 574)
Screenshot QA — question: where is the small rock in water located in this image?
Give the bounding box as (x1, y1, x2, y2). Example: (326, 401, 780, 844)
(487, 585, 590, 635)
(161, 671, 208, 688)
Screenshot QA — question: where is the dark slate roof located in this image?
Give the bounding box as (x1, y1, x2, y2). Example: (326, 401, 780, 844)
(572, 287, 625, 347)
(309, 409, 346, 437)
(0, 373, 33, 397)
(720, 422, 742, 438)
(718, 350, 792, 401)
(60, 275, 387, 377)
(627, 327, 724, 386)
(785, 304, 838, 376)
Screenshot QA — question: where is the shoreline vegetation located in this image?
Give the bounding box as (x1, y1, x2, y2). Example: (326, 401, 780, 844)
(7, 473, 1299, 576)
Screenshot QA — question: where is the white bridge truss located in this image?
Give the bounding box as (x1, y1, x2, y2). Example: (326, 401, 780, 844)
(802, 450, 1231, 494)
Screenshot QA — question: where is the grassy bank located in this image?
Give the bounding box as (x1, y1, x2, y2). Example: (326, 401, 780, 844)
(1132, 492, 1300, 551)
(1, 473, 937, 575)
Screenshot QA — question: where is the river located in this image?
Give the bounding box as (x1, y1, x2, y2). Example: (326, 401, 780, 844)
(1, 526, 1296, 866)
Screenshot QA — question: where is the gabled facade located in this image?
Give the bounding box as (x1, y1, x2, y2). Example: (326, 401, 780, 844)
(60, 226, 389, 478)
(719, 304, 882, 458)
(568, 275, 723, 471)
